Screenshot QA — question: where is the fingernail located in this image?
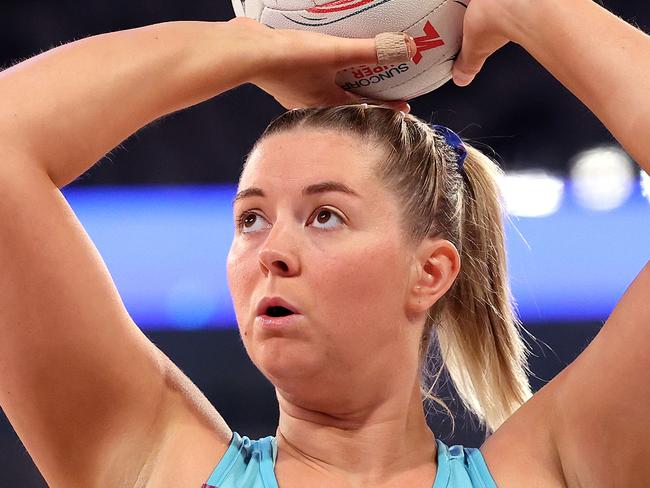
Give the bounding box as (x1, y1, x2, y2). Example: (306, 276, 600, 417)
(454, 71, 474, 87)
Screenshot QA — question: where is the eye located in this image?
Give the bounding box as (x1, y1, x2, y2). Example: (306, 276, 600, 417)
(309, 207, 345, 231)
(236, 211, 271, 234)
(235, 207, 346, 234)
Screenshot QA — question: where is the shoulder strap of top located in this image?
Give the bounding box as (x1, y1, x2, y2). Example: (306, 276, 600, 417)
(433, 439, 498, 488)
(202, 432, 279, 488)
(271, 435, 278, 465)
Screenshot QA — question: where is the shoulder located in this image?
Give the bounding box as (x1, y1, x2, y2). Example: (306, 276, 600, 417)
(549, 262, 650, 487)
(481, 262, 650, 488)
(135, 357, 234, 488)
(479, 376, 568, 488)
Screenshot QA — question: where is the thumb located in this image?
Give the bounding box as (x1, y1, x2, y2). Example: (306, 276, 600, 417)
(452, 29, 507, 87)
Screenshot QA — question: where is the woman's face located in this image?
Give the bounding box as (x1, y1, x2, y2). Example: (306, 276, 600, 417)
(226, 128, 422, 408)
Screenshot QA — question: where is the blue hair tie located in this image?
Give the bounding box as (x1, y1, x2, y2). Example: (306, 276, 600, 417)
(432, 125, 467, 173)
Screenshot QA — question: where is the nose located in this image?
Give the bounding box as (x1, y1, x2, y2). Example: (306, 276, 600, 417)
(258, 227, 301, 277)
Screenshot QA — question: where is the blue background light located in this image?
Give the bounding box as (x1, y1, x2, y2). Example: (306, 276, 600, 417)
(63, 183, 649, 330)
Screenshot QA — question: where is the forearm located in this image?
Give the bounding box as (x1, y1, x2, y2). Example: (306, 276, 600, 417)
(0, 21, 259, 188)
(508, 0, 650, 172)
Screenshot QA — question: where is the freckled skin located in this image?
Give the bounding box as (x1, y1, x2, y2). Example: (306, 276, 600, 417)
(226, 128, 422, 413)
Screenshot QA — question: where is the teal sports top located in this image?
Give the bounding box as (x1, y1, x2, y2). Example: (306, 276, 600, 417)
(201, 432, 498, 488)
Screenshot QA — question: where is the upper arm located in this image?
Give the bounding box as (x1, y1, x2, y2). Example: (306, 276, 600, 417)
(553, 261, 650, 487)
(0, 155, 229, 486)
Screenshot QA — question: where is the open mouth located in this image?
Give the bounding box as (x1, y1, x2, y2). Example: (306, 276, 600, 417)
(265, 306, 295, 318)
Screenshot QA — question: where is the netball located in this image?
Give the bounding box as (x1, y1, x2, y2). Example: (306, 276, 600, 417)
(231, 0, 469, 100)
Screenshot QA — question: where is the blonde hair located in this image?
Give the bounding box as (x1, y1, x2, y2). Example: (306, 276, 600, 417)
(254, 105, 533, 434)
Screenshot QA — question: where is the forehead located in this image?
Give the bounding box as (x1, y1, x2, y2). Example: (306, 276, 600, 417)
(239, 128, 384, 192)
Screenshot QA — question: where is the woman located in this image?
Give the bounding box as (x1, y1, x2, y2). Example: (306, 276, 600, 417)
(0, 1, 648, 487)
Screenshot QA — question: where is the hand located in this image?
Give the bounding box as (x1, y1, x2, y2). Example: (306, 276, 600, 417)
(229, 17, 413, 112)
(452, 0, 519, 87)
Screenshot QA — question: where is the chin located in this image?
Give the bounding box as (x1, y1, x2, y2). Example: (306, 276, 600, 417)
(255, 347, 324, 389)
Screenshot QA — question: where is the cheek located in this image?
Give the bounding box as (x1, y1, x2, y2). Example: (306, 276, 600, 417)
(318, 237, 407, 332)
(226, 242, 257, 323)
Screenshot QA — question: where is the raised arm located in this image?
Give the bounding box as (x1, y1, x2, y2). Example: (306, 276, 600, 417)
(0, 19, 400, 486)
(453, 1, 650, 486)
(454, 0, 650, 172)
(0, 19, 391, 188)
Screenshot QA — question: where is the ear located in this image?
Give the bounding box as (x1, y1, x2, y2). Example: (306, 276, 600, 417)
(405, 238, 461, 318)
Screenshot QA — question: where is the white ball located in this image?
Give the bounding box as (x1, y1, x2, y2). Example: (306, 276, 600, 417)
(231, 0, 469, 101)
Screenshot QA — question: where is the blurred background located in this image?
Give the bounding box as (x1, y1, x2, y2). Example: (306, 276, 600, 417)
(1, 0, 649, 486)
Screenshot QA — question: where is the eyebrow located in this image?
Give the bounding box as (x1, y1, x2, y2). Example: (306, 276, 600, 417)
(232, 181, 361, 205)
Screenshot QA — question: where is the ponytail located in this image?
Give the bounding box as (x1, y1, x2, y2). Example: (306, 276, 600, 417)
(424, 145, 533, 433)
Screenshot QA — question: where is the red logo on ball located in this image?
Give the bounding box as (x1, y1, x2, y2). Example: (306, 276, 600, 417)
(413, 21, 445, 64)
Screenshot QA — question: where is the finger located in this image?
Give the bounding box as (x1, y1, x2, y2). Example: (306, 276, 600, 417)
(322, 86, 365, 107)
(452, 49, 486, 87)
(337, 91, 410, 113)
(452, 32, 506, 87)
(374, 100, 410, 113)
(333, 33, 417, 68)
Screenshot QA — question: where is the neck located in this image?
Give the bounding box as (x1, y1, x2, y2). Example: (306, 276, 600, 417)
(274, 379, 438, 486)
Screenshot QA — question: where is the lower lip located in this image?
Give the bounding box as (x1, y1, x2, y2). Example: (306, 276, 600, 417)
(255, 314, 303, 328)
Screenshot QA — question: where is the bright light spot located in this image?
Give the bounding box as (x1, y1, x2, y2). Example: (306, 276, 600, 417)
(570, 146, 635, 211)
(500, 170, 565, 218)
(641, 170, 650, 205)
